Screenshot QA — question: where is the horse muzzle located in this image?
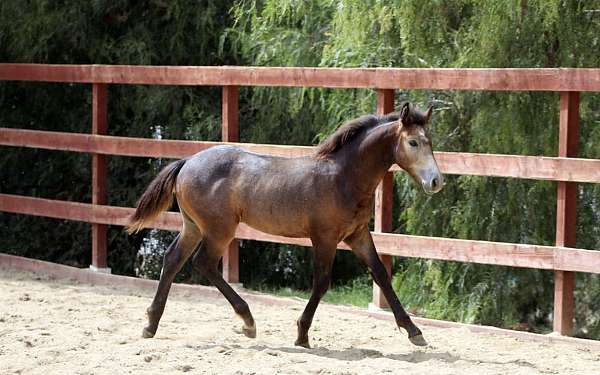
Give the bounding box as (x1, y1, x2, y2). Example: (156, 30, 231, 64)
(420, 171, 444, 195)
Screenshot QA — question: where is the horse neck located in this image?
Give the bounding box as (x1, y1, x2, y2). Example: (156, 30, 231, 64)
(337, 122, 397, 196)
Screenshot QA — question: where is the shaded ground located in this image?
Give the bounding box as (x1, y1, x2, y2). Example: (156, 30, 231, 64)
(0, 270, 599, 375)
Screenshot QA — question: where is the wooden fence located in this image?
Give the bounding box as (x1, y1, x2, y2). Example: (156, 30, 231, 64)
(1, 64, 600, 337)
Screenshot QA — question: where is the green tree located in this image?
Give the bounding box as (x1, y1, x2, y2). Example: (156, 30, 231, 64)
(0, 0, 236, 275)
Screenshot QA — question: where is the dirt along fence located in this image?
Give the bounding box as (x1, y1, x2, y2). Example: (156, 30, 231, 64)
(1, 64, 600, 339)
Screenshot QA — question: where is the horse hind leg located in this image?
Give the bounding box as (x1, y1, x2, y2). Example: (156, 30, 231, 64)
(192, 237, 256, 338)
(142, 217, 201, 338)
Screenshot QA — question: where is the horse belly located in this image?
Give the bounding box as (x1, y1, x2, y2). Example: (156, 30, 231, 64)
(232, 153, 330, 238)
(241, 204, 310, 238)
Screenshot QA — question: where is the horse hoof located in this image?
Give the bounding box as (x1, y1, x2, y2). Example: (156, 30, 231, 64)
(142, 327, 155, 338)
(294, 339, 310, 349)
(408, 334, 428, 347)
(242, 324, 256, 339)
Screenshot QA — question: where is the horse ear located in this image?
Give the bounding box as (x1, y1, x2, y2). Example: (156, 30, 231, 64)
(399, 102, 410, 125)
(424, 105, 434, 125)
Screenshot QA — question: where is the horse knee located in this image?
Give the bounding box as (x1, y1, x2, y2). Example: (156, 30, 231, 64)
(370, 267, 390, 286)
(314, 275, 331, 298)
(159, 248, 184, 279)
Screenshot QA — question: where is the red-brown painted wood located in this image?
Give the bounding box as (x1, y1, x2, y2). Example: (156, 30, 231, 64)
(554, 270, 575, 335)
(222, 242, 239, 284)
(236, 224, 316, 248)
(0, 194, 181, 230)
(222, 86, 240, 283)
(2, 64, 600, 91)
(2, 193, 600, 273)
(372, 89, 395, 308)
(374, 172, 394, 234)
(431, 152, 600, 183)
(91, 83, 108, 269)
(3, 128, 600, 183)
(372, 232, 551, 269)
(0, 127, 313, 159)
(222, 86, 239, 141)
(554, 91, 579, 335)
(373, 172, 394, 308)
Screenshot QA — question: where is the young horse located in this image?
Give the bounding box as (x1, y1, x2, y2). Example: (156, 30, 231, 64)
(127, 102, 443, 348)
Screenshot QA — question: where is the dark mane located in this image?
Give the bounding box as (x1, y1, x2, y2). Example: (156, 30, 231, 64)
(314, 112, 401, 159)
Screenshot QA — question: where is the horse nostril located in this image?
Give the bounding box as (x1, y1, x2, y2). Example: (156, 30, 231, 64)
(431, 177, 439, 189)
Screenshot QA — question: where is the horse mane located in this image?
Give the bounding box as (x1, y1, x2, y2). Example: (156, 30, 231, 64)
(314, 112, 401, 159)
(314, 103, 432, 159)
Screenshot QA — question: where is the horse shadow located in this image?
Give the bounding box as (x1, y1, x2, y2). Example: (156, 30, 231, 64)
(247, 344, 460, 364)
(258, 345, 537, 368)
(191, 342, 536, 369)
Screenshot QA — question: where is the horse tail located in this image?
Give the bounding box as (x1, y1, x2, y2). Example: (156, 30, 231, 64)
(126, 159, 187, 234)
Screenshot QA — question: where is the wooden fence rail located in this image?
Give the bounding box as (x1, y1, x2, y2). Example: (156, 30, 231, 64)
(3, 193, 599, 274)
(1, 64, 600, 337)
(2, 128, 600, 183)
(2, 64, 600, 91)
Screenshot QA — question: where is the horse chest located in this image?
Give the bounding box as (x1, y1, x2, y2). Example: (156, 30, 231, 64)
(337, 196, 374, 230)
(354, 205, 373, 224)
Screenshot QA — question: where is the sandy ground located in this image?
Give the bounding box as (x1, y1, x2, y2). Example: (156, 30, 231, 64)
(1, 270, 599, 375)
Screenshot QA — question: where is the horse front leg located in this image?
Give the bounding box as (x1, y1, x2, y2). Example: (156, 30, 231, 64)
(344, 226, 427, 347)
(295, 237, 337, 348)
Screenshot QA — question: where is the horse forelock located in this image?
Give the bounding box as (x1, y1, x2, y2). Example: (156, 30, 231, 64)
(395, 104, 431, 139)
(403, 106, 429, 127)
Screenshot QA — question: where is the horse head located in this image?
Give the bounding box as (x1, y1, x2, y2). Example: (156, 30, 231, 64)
(394, 102, 444, 195)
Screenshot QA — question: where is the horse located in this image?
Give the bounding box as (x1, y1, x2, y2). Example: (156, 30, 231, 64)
(127, 102, 444, 348)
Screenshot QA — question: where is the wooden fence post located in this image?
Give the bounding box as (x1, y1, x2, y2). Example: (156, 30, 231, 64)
(371, 88, 395, 309)
(553, 91, 579, 335)
(91, 83, 110, 273)
(222, 85, 240, 283)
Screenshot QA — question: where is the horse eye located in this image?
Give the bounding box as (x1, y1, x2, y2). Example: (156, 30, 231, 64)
(408, 140, 418, 147)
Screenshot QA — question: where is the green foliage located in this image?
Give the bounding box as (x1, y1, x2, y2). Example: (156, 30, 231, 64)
(393, 260, 553, 331)
(0, 0, 235, 275)
(251, 273, 372, 307)
(240, 242, 366, 291)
